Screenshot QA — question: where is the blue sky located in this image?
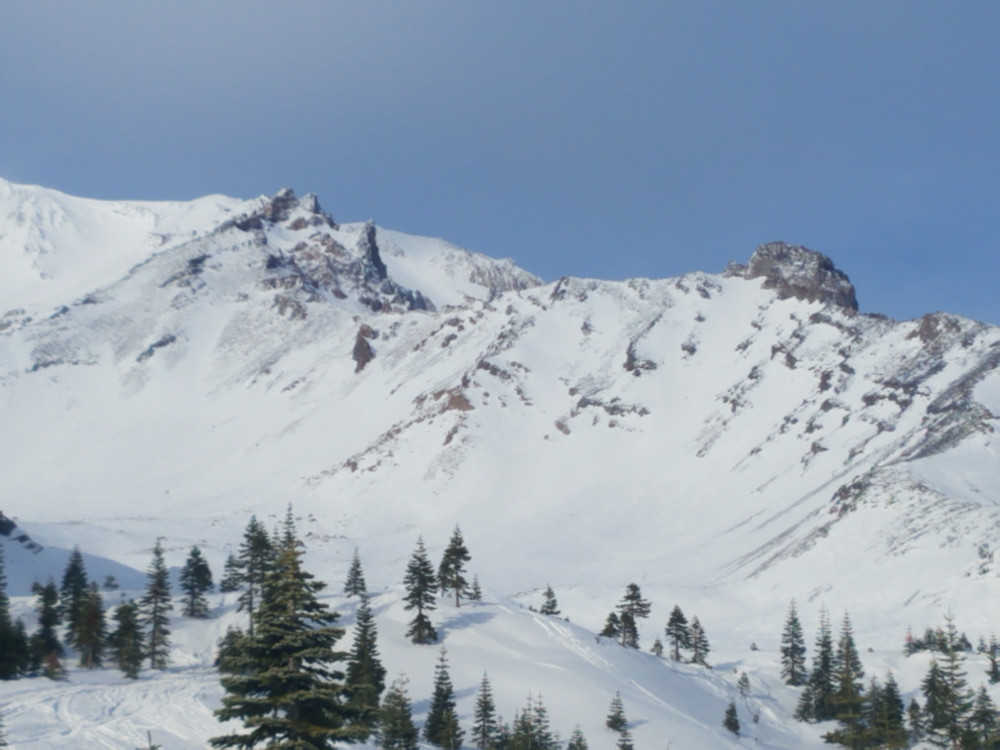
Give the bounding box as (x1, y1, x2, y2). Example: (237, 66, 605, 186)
(2, 1, 998, 323)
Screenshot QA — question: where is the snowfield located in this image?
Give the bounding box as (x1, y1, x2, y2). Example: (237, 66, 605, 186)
(3, 177, 1000, 747)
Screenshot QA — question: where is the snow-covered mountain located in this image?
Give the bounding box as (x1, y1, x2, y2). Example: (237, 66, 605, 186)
(3, 177, 1000, 747)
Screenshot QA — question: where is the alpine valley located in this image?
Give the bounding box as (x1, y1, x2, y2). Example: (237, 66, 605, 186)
(2, 177, 1000, 748)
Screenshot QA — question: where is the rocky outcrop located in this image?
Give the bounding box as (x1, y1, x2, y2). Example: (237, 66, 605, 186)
(353, 324, 377, 372)
(742, 242, 858, 311)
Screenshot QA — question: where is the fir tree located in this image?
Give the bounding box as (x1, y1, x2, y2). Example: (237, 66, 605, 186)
(214, 625, 248, 676)
(403, 537, 437, 644)
(780, 600, 807, 686)
(600, 611, 621, 639)
(723, 701, 740, 735)
(345, 594, 386, 740)
(651, 637, 664, 657)
(60, 545, 89, 644)
(210, 512, 352, 748)
(690, 616, 710, 666)
(737, 672, 751, 697)
(867, 671, 907, 749)
(424, 647, 464, 749)
(824, 611, 866, 746)
(616, 727, 634, 750)
(804, 608, 836, 721)
(344, 547, 367, 597)
(606, 691, 627, 732)
(139, 539, 172, 669)
(986, 634, 1000, 684)
(566, 725, 589, 750)
(109, 599, 144, 679)
(438, 526, 471, 608)
(471, 672, 499, 750)
(509, 694, 557, 750)
(378, 675, 419, 750)
(219, 553, 242, 593)
(969, 685, 999, 749)
(924, 615, 974, 748)
(665, 605, 690, 661)
(539, 584, 559, 616)
(0, 542, 29, 679)
(73, 583, 106, 668)
(30, 579, 65, 679)
(616, 583, 651, 648)
(469, 574, 483, 601)
(906, 698, 924, 745)
(233, 515, 275, 637)
(180, 545, 214, 618)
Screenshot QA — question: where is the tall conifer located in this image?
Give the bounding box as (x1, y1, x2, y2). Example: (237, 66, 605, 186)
(378, 675, 419, 750)
(344, 548, 367, 597)
(139, 539, 172, 669)
(424, 647, 463, 749)
(437, 526, 471, 608)
(403, 537, 437, 644)
(780, 600, 807, 686)
(345, 594, 386, 740)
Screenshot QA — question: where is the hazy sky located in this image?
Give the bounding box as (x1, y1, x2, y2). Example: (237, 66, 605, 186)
(2, 2, 998, 323)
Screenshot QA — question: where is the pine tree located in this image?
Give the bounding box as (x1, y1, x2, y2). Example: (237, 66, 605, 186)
(73, 583, 106, 668)
(472, 672, 499, 750)
(723, 701, 740, 735)
(345, 594, 386, 740)
(179, 545, 213, 618)
(539, 584, 559, 616)
(30, 579, 65, 679)
(906, 698, 924, 745)
(219, 553, 242, 593)
(600, 611, 621, 639)
(925, 614, 974, 748)
(210, 512, 352, 748)
(344, 547, 367, 597)
(651, 637, 664, 657)
(616, 583, 651, 648)
(737, 672, 751, 697)
(665, 605, 690, 661)
(969, 685, 999, 748)
(403, 537, 437, 644)
(139, 539, 172, 669)
(469, 574, 483, 601)
(690, 616, 710, 666)
(616, 727, 634, 750)
(509, 694, 557, 750)
(566, 725, 589, 750)
(378, 675, 419, 750)
(424, 647, 464, 749)
(986, 634, 1000, 684)
(780, 600, 807, 686)
(233, 515, 275, 637)
(869, 671, 907, 749)
(606, 691, 627, 732)
(824, 611, 866, 746)
(804, 608, 836, 721)
(0, 542, 29, 679)
(60, 545, 89, 644)
(438, 526, 471, 608)
(109, 599, 144, 679)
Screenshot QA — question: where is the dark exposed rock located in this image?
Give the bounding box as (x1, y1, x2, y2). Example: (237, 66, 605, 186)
(353, 324, 378, 373)
(137, 334, 177, 363)
(744, 242, 858, 311)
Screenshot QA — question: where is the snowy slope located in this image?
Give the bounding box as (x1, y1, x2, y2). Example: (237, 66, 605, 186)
(3, 179, 1000, 747)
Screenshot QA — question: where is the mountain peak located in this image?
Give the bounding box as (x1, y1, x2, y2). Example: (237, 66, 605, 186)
(734, 241, 859, 311)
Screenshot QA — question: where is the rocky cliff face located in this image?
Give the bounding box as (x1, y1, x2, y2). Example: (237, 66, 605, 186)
(730, 241, 859, 311)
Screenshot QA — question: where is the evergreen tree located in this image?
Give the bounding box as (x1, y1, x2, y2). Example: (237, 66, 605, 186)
(824, 611, 866, 746)
(509, 694, 557, 750)
(0, 542, 29, 679)
(219, 553, 242, 593)
(469, 574, 483, 602)
(233, 515, 275, 637)
(566, 725, 589, 750)
(867, 671, 907, 749)
(906, 698, 924, 745)
(73, 583, 106, 668)
(616, 583, 651, 648)
(471, 672, 499, 750)
(804, 608, 836, 721)
(30, 579, 65, 679)
(616, 727, 634, 750)
(60, 545, 89, 644)
(924, 615, 974, 748)
(606, 691, 627, 732)
(600, 611, 621, 639)
(378, 675, 419, 750)
(969, 685, 999, 749)
(180, 545, 214, 618)
(424, 647, 464, 749)
(210, 512, 352, 748)
(737, 672, 751, 697)
(102, 575, 119, 591)
(109, 599, 144, 679)
(651, 637, 664, 657)
(139, 539, 172, 669)
(403, 537, 437, 645)
(438, 526, 471, 608)
(344, 547, 367, 597)
(986, 634, 1000, 684)
(723, 701, 740, 735)
(345, 594, 386, 740)
(780, 600, 807, 686)
(539, 585, 559, 616)
(214, 625, 248, 676)
(665, 605, 690, 661)
(690, 616, 710, 666)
